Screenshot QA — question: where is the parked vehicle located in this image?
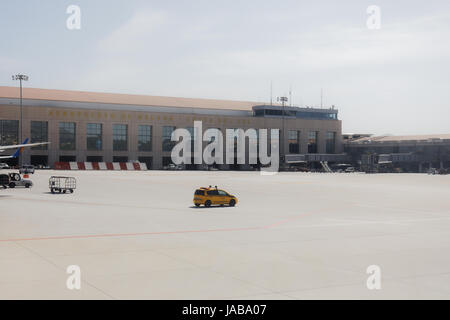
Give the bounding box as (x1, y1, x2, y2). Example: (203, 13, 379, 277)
(7, 173, 33, 188)
(345, 166, 356, 173)
(19, 165, 35, 174)
(0, 174, 9, 188)
(193, 186, 238, 207)
(0, 163, 10, 169)
(49, 176, 76, 194)
(164, 164, 183, 170)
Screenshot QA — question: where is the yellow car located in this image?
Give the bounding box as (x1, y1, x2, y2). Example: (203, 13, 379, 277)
(193, 186, 238, 207)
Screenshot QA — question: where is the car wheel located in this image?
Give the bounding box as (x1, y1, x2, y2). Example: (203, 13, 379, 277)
(51, 188, 55, 194)
(9, 183, 15, 188)
(63, 190, 67, 194)
(195, 203, 200, 207)
(70, 189, 74, 193)
(229, 199, 236, 207)
(205, 200, 211, 207)
(25, 183, 30, 188)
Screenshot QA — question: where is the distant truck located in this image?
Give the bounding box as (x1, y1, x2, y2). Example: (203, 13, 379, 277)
(19, 165, 35, 174)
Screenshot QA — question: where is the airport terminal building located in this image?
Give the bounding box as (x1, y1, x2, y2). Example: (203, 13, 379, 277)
(0, 86, 343, 170)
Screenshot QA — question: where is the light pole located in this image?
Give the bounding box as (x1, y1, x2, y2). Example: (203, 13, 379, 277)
(12, 74, 29, 166)
(277, 96, 288, 166)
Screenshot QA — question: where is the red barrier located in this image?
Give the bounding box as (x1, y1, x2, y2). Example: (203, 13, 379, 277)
(53, 162, 147, 171)
(119, 162, 128, 170)
(54, 162, 71, 170)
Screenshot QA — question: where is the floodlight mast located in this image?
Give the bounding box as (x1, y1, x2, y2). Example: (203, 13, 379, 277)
(11, 74, 29, 167)
(277, 96, 288, 165)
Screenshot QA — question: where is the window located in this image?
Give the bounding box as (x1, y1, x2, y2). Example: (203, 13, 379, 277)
(308, 131, 318, 154)
(162, 126, 176, 152)
(113, 124, 128, 151)
(59, 122, 76, 150)
(207, 190, 219, 196)
(218, 190, 228, 196)
(31, 121, 48, 150)
(138, 125, 152, 152)
(288, 130, 300, 154)
(326, 131, 336, 154)
(86, 123, 102, 151)
(195, 190, 205, 196)
(0, 120, 19, 145)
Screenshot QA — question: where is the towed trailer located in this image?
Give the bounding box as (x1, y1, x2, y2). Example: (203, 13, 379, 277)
(49, 176, 76, 194)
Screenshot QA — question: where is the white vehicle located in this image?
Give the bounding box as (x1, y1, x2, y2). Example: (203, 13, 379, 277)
(0, 163, 10, 169)
(7, 173, 33, 188)
(19, 165, 35, 174)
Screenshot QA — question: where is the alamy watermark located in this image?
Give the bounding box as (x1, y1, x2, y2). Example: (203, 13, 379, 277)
(66, 5, 81, 30)
(366, 5, 381, 30)
(366, 265, 381, 290)
(66, 265, 81, 290)
(170, 121, 280, 175)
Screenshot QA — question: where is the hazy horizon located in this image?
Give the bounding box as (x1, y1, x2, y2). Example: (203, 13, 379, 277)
(1, 0, 449, 135)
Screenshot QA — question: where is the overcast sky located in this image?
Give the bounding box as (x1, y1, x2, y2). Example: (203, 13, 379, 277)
(1, 0, 449, 135)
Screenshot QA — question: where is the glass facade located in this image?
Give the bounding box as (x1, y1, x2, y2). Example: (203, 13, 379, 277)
(326, 131, 336, 154)
(162, 126, 176, 152)
(288, 130, 300, 154)
(113, 124, 128, 151)
(59, 122, 76, 150)
(307, 131, 318, 154)
(138, 125, 152, 152)
(86, 123, 102, 151)
(0, 120, 19, 145)
(31, 121, 48, 150)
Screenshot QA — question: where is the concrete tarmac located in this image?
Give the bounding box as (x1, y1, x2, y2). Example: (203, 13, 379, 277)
(0, 170, 449, 299)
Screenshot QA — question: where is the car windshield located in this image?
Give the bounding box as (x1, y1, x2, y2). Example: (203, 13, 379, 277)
(194, 190, 204, 196)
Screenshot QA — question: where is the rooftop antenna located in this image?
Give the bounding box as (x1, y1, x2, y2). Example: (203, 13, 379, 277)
(289, 85, 292, 107)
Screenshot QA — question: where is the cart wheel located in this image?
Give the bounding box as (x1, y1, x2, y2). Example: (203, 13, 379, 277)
(51, 188, 55, 194)
(63, 190, 66, 194)
(70, 189, 74, 193)
(58, 189, 62, 193)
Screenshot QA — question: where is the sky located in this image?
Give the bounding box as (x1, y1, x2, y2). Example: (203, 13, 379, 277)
(1, 0, 449, 135)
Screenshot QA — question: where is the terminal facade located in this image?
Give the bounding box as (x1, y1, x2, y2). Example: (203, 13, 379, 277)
(0, 86, 343, 170)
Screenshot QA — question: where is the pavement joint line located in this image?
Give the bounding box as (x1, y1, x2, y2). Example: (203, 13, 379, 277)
(12, 241, 117, 300)
(0, 210, 319, 243)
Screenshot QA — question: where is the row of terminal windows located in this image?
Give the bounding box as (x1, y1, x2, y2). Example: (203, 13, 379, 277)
(59, 123, 154, 152)
(0, 120, 336, 154)
(288, 130, 336, 154)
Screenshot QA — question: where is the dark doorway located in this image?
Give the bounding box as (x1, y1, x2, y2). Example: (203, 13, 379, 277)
(30, 155, 48, 167)
(138, 156, 152, 169)
(87, 156, 103, 162)
(60, 156, 76, 162)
